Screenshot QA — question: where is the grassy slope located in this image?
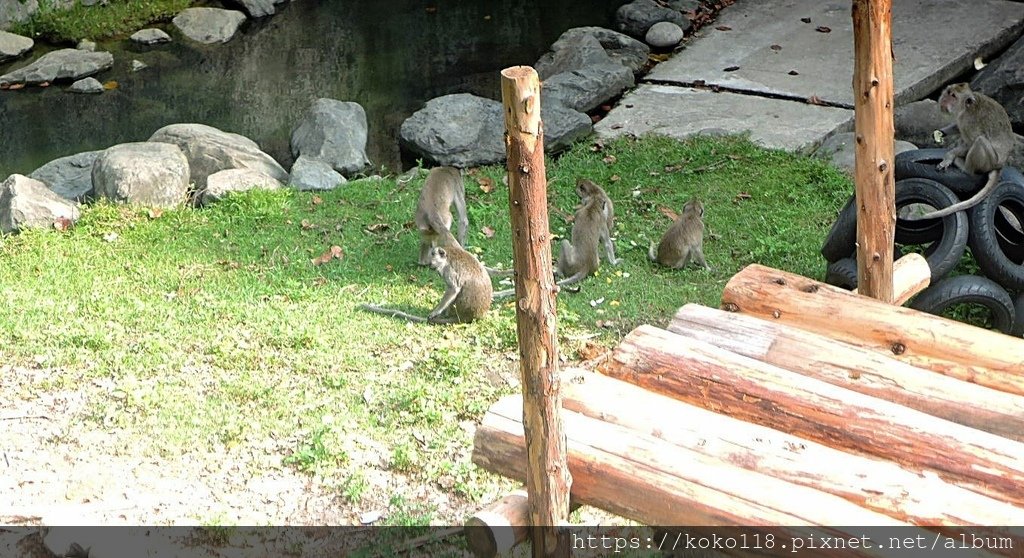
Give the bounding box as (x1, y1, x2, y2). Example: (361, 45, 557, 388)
(12, 0, 195, 42)
(0, 135, 852, 523)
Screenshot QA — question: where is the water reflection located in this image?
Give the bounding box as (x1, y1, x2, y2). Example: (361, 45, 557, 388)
(0, 0, 622, 178)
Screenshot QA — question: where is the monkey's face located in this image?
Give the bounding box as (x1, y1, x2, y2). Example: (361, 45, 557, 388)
(428, 247, 448, 270)
(939, 83, 969, 114)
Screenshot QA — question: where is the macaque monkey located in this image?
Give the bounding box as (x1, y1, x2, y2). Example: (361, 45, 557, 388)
(360, 242, 492, 324)
(556, 178, 621, 287)
(909, 83, 1015, 220)
(415, 166, 468, 265)
(649, 198, 710, 270)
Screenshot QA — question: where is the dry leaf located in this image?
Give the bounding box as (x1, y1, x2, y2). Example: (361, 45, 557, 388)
(477, 176, 495, 193)
(481, 226, 495, 238)
(312, 195, 323, 205)
(52, 217, 72, 231)
(311, 245, 344, 266)
(39, 81, 49, 87)
(815, 26, 831, 33)
(102, 232, 118, 242)
(8, 83, 24, 90)
(103, 81, 118, 90)
(664, 163, 684, 172)
(602, 155, 617, 164)
(723, 65, 740, 72)
(800, 17, 812, 23)
(658, 206, 680, 221)
(590, 140, 606, 152)
(770, 44, 782, 51)
(788, 70, 800, 76)
(974, 57, 987, 70)
(595, 320, 616, 329)
(807, 95, 824, 106)
(300, 219, 315, 230)
(733, 192, 752, 204)
(424, 5, 437, 13)
(577, 341, 605, 361)
(716, 25, 732, 31)
(609, 175, 621, 182)
(147, 208, 163, 219)
(365, 223, 390, 233)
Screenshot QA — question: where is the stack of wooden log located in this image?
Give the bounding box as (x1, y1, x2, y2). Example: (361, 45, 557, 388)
(470, 258, 1024, 556)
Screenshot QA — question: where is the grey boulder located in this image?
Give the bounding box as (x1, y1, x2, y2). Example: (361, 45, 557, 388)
(289, 156, 346, 191)
(972, 34, 1024, 128)
(894, 99, 954, 148)
(231, 0, 276, 18)
(535, 26, 650, 79)
(542, 58, 635, 113)
(615, 0, 690, 40)
(148, 123, 288, 189)
(199, 168, 283, 205)
(0, 174, 80, 234)
(68, 77, 104, 94)
(0, 30, 33, 63)
(29, 150, 102, 202)
(542, 102, 593, 154)
(813, 132, 917, 175)
(0, 48, 113, 87)
(172, 8, 246, 44)
(399, 93, 505, 168)
(645, 21, 685, 49)
(130, 28, 172, 45)
(290, 98, 371, 176)
(92, 142, 191, 207)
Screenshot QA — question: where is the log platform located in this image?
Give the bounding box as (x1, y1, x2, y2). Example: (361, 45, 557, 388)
(469, 261, 1024, 557)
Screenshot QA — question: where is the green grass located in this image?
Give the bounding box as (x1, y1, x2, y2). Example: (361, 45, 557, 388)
(12, 0, 195, 42)
(0, 134, 853, 523)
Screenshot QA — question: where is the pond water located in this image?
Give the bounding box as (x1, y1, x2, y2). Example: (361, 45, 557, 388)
(0, 0, 625, 179)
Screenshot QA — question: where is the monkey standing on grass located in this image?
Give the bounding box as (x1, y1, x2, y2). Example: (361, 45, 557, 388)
(649, 198, 710, 270)
(415, 166, 468, 265)
(908, 83, 1016, 220)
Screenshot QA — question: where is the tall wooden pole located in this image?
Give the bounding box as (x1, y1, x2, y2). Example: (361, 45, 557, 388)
(499, 65, 571, 558)
(852, 0, 895, 303)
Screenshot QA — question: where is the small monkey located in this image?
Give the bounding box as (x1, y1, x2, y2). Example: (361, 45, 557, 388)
(648, 198, 710, 270)
(909, 83, 1015, 220)
(415, 166, 468, 265)
(360, 241, 492, 324)
(556, 178, 621, 287)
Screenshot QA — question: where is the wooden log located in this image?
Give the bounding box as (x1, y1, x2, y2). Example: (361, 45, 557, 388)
(853, 252, 930, 305)
(560, 369, 1024, 532)
(721, 264, 1024, 394)
(600, 324, 1024, 508)
(669, 304, 1024, 441)
(464, 489, 581, 558)
(500, 65, 570, 558)
(852, 0, 896, 302)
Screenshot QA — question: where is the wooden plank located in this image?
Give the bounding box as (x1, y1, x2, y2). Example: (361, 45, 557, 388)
(600, 324, 1024, 508)
(721, 264, 1024, 393)
(670, 304, 1024, 441)
(500, 65, 569, 558)
(854, 252, 929, 305)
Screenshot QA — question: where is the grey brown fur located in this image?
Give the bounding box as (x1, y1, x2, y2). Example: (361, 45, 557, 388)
(909, 83, 1015, 220)
(556, 179, 621, 287)
(648, 198, 710, 270)
(414, 166, 468, 265)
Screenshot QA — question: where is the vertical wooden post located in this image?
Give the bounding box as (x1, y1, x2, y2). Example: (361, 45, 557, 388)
(852, 0, 896, 303)
(500, 65, 572, 558)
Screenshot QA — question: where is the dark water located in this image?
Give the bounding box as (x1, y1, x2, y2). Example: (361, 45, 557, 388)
(0, 0, 623, 178)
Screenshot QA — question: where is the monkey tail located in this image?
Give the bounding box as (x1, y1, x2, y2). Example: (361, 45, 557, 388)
(358, 304, 428, 323)
(908, 170, 1000, 220)
(556, 271, 589, 289)
(648, 241, 658, 262)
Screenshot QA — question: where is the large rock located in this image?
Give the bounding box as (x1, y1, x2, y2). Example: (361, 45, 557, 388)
(813, 132, 918, 175)
(541, 102, 593, 154)
(0, 174, 80, 234)
(172, 7, 246, 44)
(29, 150, 102, 202)
(0, 49, 113, 87)
(92, 142, 190, 207)
(199, 168, 282, 205)
(148, 123, 288, 189)
(895, 99, 954, 148)
(535, 27, 650, 79)
(542, 60, 635, 113)
(130, 28, 172, 45)
(289, 155, 346, 191)
(68, 77, 104, 94)
(0, 30, 33, 63)
(229, 0, 275, 18)
(0, 0, 38, 31)
(614, 0, 690, 40)
(645, 21, 685, 49)
(290, 98, 370, 176)
(972, 33, 1024, 128)
(399, 94, 505, 168)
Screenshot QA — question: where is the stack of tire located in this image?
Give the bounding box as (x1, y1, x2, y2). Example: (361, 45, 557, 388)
(820, 148, 1024, 336)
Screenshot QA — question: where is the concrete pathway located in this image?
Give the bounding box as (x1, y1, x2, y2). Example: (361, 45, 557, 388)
(596, 0, 1024, 152)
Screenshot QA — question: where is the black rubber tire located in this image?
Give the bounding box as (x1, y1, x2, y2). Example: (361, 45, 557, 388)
(820, 195, 857, 263)
(893, 177, 947, 245)
(1013, 291, 1024, 337)
(895, 148, 987, 195)
(967, 178, 1024, 290)
(909, 275, 1016, 334)
(825, 257, 858, 290)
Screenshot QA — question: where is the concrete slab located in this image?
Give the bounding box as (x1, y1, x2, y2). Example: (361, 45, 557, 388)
(594, 84, 853, 153)
(647, 0, 1024, 106)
